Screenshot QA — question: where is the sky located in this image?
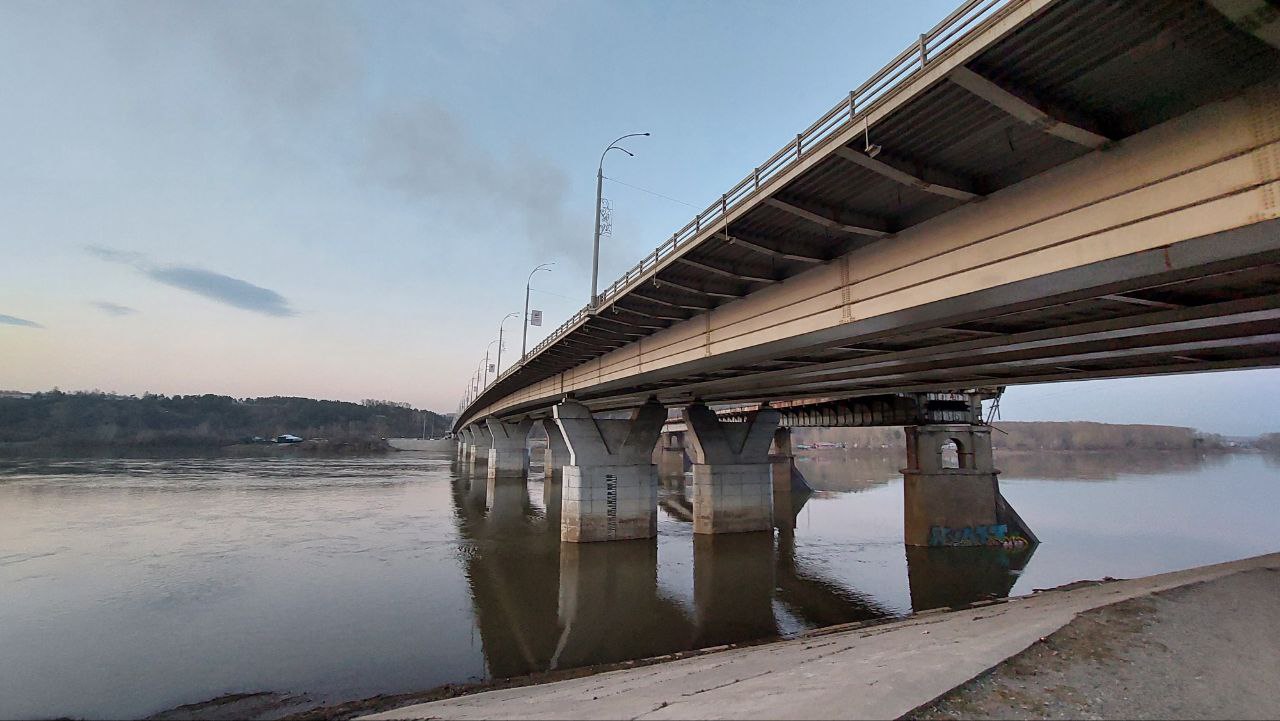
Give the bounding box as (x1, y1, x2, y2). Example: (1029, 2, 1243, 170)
(1, 0, 1278, 436)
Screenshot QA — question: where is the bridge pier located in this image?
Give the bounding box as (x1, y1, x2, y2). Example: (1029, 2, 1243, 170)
(683, 402, 781, 535)
(466, 423, 491, 472)
(656, 431, 687, 480)
(540, 419, 570, 482)
(902, 423, 1035, 547)
(553, 398, 666, 543)
(456, 427, 471, 463)
(486, 417, 533, 479)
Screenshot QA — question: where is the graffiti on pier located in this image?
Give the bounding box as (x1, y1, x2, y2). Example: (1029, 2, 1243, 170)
(929, 523, 1015, 547)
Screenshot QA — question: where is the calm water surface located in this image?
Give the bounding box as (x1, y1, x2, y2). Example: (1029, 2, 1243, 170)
(1, 449, 1277, 719)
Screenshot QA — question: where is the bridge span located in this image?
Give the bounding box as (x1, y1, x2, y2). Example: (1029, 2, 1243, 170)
(451, 0, 1280, 546)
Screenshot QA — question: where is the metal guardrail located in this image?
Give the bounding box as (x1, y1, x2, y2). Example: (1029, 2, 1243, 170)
(465, 0, 1015, 419)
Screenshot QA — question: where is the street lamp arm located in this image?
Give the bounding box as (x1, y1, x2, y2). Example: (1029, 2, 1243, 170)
(599, 132, 649, 169)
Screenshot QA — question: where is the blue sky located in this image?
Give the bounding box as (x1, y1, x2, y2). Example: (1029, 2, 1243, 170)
(1, 0, 1278, 435)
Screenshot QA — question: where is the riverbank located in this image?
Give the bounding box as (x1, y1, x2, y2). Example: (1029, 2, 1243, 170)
(350, 552, 1280, 720)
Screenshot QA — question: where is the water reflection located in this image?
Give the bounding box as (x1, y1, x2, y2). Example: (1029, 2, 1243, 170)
(449, 459, 1049, 681)
(905, 545, 1035, 610)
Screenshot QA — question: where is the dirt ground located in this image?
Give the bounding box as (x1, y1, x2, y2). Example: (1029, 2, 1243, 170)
(910, 567, 1280, 720)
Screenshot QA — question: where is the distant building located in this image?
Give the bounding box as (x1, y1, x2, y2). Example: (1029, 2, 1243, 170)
(275, 434, 303, 443)
(0, 390, 32, 399)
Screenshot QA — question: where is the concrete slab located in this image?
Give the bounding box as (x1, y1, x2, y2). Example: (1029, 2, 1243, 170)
(361, 552, 1280, 720)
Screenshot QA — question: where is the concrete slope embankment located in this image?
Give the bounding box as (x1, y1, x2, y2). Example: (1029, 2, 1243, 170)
(361, 553, 1280, 720)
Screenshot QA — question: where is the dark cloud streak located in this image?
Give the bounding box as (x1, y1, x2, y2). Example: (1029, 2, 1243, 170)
(86, 246, 295, 317)
(146, 266, 295, 317)
(91, 301, 138, 317)
(0, 314, 44, 328)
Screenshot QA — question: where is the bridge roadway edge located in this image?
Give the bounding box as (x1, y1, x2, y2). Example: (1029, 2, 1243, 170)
(359, 552, 1280, 720)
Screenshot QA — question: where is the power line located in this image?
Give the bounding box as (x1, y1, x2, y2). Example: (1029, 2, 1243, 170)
(602, 175, 697, 208)
(529, 286, 577, 301)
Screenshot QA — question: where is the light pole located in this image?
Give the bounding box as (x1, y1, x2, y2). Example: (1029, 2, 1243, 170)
(592, 132, 649, 309)
(522, 262, 554, 359)
(482, 340, 499, 388)
(496, 312, 519, 378)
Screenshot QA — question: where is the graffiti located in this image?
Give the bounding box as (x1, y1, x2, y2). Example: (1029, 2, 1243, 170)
(929, 524, 1008, 547)
(928, 524, 1032, 548)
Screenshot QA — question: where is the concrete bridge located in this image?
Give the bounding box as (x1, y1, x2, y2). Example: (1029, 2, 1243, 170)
(452, 0, 1280, 547)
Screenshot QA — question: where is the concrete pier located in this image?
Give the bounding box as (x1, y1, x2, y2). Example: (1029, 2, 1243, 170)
(682, 403, 780, 535)
(466, 423, 492, 473)
(656, 431, 687, 480)
(540, 419, 569, 482)
(485, 417, 532, 480)
(553, 398, 666, 543)
(902, 423, 1033, 547)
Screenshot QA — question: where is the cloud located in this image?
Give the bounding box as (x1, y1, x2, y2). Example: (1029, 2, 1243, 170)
(0, 314, 43, 329)
(363, 100, 578, 263)
(91, 301, 138, 317)
(86, 245, 145, 265)
(146, 266, 295, 317)
(86, 246, 295, 317)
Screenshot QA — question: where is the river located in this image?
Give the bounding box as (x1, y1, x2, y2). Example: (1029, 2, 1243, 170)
(1, 448, 1276, 719)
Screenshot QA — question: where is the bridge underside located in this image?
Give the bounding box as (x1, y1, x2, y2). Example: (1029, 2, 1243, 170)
(494, 220, 1280, 419)
(458, 0, 1280, 429)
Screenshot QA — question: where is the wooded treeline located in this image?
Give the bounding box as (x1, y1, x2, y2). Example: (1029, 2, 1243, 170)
(793, 421, 1226, 451)
(0, 391, 450, 448)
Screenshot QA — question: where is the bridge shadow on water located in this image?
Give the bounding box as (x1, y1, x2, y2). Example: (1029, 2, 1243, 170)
(448, 462, 1035, 681)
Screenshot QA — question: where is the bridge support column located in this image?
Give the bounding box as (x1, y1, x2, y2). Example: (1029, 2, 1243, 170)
(683, 403, 781, 535)
(466, 423, 491, 472)
(903, 424, 1036, 547)
(486, 417, 532, 480)
(540, 419, 570, 482)
(456, 427, 472, 463)
(540, 419, 568, 523)
(553, 398, 666, 543)
(769, 427, 811, 531)
(656, 431, 687, 480)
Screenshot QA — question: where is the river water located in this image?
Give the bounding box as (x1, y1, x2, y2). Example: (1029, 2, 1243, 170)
(1, 449, 1277, 719)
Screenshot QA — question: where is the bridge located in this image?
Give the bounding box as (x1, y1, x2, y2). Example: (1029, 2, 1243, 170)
(451, 0, 1280, 547)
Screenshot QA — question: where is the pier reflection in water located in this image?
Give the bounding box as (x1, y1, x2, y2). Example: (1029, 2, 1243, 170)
(451, 451, 1036, 679)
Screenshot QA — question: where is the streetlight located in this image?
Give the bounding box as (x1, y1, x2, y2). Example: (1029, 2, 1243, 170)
(592, 132, 649, 309)
(495, 312, 519, 378)
(482, 339, 500, 388)
(522, 262, 555, 359)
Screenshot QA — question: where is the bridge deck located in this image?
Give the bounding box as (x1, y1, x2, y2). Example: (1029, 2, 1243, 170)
(458, 0, 1280, 429)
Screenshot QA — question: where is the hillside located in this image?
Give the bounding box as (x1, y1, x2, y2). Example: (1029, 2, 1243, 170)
(793, 421, 1227, 452)
(0, 391, 450, 449)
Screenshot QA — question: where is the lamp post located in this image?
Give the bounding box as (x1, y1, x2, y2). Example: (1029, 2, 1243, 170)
(592, 132, 649, 309)
(482, 340, 499, 388)
(496, 312, 519, 378)
(522, 262, 554, 359)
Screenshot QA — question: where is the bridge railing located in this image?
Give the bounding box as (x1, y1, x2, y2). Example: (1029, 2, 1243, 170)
(474, 0, 1015, 416)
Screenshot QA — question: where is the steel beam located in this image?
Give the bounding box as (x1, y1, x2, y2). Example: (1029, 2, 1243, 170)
(948, 67, 1110, 149)
(763, 197, 890, 238)
(833, 147, 980, 201)
(675, 257, 778, 283)
(653, 277, 743, 299)
(726, 233, 826, 263)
